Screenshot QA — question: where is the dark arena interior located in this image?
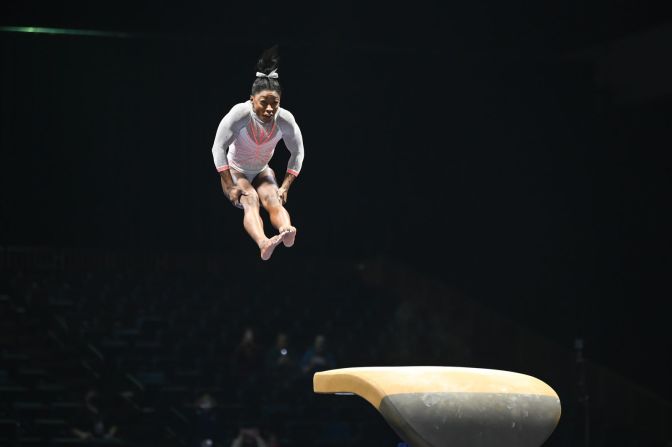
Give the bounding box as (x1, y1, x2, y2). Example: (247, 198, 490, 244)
(1, 1, 671, 446)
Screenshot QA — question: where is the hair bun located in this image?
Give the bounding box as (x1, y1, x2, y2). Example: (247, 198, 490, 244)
(256, 45, 280, 74)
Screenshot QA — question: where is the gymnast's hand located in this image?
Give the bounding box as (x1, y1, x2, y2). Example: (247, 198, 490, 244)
(277, 186, 288, 205)
(227, 186, 246, 209)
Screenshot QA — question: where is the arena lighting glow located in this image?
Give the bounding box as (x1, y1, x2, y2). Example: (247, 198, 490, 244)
(0, 26, 132, 38)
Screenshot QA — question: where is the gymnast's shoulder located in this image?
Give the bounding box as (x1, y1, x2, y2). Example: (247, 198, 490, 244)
(225, 101, 253, 119)
(277, 107, 299, 126)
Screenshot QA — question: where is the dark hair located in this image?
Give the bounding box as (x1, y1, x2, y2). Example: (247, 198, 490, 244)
(251, 45, 281, 96)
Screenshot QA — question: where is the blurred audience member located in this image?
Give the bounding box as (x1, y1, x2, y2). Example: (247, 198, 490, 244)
(300, 334, 335, 375)
(232, 327, 262, 377)
(265, 332, 295, 374)
(189, 392, 224, 447)
(230, 426, 268, 447)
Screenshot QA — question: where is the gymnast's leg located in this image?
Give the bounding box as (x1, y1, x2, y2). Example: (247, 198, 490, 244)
(232, 172, 284, 260)
(254, 168, 296, 247)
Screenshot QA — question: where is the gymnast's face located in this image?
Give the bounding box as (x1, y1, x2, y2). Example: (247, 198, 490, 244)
(251, 90, 280, 123)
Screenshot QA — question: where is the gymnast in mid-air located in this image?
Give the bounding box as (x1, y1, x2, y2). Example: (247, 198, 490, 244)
(211, 45, 305, 261)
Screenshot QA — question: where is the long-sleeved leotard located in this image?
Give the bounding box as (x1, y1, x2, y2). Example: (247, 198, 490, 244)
(211, 100, 305, 178)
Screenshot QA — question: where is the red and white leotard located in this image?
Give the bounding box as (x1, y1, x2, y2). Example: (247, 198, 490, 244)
(211, 100, 304, 178)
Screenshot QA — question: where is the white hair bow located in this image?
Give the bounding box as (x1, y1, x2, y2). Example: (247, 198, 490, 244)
(256, 69, 279, 79)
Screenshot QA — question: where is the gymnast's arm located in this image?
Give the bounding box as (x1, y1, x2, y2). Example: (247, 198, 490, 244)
(211, 102, 250, 202)
(277, 108, 305, 203)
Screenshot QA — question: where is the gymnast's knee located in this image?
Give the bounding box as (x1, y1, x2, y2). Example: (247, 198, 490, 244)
(240, 190, 260, 208)
(260, 192, 282, 209)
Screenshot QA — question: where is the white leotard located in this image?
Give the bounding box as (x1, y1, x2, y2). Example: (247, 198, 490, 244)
(211, 100, 305, 177)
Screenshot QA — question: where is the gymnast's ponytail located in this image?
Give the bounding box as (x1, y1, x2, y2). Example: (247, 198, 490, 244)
(251, 45, 282, 96)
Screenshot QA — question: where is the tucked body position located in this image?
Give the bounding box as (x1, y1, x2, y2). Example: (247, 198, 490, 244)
(211, 45, 305, 260)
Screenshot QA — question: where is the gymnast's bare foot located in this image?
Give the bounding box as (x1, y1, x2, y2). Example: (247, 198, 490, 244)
(279, 226, 297, 247)
(259, 234, 284, 261)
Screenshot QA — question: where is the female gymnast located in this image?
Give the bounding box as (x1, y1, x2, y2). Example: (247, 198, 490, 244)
(211, 45, 305, 261)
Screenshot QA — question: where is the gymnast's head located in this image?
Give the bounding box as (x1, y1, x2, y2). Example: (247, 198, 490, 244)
(250, 45, 281, 123)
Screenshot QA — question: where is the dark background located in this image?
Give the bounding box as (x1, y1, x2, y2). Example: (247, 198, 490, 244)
(1, 0, 671, 441)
